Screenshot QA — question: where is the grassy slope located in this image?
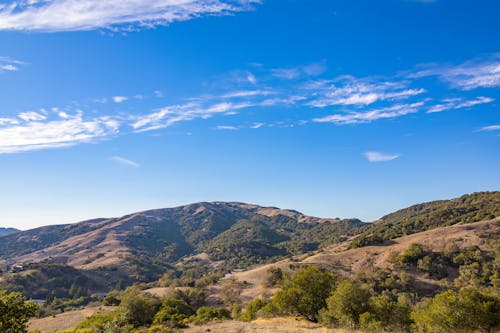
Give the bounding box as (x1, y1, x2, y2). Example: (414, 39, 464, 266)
(350, 191, 499, 248)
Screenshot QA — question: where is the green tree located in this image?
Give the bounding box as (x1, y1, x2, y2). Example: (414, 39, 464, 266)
(0, 290, 38, 333)
(324, 280, 371, 328)
(411, 288, 500, 333)
(120, 287, 160, 327)
(267, 266, 337, 321)
(153, 298, 195, 328)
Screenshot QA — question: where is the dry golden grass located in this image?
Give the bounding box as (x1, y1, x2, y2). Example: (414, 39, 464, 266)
(208, 218, 499, 305)
(28, 306, 116, 333)
(183, 317, 363, 333)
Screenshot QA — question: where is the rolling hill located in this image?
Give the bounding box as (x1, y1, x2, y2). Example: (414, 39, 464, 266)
(0, 227, 19, 236)
(0, 202, 367, 298)
(0, 192, 498, 301)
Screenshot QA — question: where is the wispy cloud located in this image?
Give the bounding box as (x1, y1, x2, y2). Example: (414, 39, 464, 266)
(132, 101, 253, 132)
(427, 96, 494, 113)
(0, 0, 260, 32)
(110, 156, 140, 168)
(410, 56, 500, 90)
(478, 124, 500, 132)
(215, 125, 239, 130)
(112, 96, 128, 103)
(0, 56, 24, 73)
(305, 76, 425, 108)
(271, 61, 327, 79)
(1, 54, 498, 154)
(363, 151, 400, 162)
(0, 111, 120, 154)
(313, 102, 423, 125)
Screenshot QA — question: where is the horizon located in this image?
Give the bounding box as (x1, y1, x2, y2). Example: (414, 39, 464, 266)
(1, 0, 499, 230)
(1, 191, 496, 231)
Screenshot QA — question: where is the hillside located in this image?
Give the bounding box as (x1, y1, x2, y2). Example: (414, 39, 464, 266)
(1, 193, 498, 302)
(0, 227, 19, 236)
(350, 191, 499, 248)
(209, 217, 500, 305)
(0, 202, 366, 298)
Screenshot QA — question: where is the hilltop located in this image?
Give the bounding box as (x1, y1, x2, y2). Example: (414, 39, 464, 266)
(0, 227, 19, 236)
(0, 202, 366, 298)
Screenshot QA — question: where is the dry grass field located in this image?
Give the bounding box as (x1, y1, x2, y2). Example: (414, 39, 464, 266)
(183, 317, 363, 333)
(28, 306, 116, 333)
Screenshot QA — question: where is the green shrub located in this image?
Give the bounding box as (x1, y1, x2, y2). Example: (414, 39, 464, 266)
(153, 298, 194, 328)
(192, 306, 231, 324)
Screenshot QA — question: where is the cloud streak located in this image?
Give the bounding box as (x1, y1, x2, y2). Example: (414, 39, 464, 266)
(0, 56, 24, 73)
(0, 111, 120, 153)
(110, 155, 140, 168)
(313, 102, 423, 125)
(0, 0, 260, 32)
(427, 96, 494, 113)
(364, 151, 400, 162)
(410, 56, 500, 90)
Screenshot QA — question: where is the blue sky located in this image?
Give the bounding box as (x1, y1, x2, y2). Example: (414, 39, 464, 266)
(0, 0, 499, 230)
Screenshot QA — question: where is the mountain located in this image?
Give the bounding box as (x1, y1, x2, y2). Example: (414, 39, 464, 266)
(349, 191, 499, 248)
(211, 217, 500, 306)
(0, 202, 367, 297)
(1, 193, 498, 300)
(0, 227, 19, 236)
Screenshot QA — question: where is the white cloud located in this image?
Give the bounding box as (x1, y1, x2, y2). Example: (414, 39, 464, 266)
(1, 64, 17, 71)
(0, 0, 260, 32)
(411, 57, 500, 90)
(478, 124, 500, 132)
(132, 101, 253, 132)
(271, 61, 327, 80)
(305, 76, 425, 108)
(215, 125, 239, 130)
(427, 96, 494, 113)
(112, 96, 128, 103)
(18, 111, 46, 121)
(154, 90, 164, 98)
(0, 56, 24, 73)
(363, 151, 400, 162)
(313, 102, 423, 125)
(221, 89, 274, 98)
(251, 122, 264, 129)
(0, 111, 120, 153)
(247, 72, 257, 84)
(110, 155, 140, 168)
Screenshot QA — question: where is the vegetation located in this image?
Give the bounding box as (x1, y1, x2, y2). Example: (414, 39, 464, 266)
(350, 192, 499, 248)
(0, 290, 38, 333)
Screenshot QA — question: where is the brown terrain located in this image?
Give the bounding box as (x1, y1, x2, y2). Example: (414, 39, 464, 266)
(208, 218, 499, 304)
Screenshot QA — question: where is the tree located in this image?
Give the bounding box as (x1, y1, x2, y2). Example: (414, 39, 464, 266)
(0, 290, 38, 333)
(267, 266, 337, 321)
(153, 298, 195, 328)
(324, 280, 371, 328)
(411, 288, 500, 333)
(120, 287, 160, 327)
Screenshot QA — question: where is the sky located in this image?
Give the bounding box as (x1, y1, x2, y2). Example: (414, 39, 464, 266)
(0, 0, 499, 230)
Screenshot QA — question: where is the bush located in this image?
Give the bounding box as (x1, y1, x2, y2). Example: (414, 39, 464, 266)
(411, 288, 500, 332)
(265, 266, 337, 321)
(120, 287, 160, 327)
(240, 299, 268, 321)
(192, 306, 231, 324)
(153, 298, 194, 328)
(0, 290, 38, 333)
(324, 280, 371, 328)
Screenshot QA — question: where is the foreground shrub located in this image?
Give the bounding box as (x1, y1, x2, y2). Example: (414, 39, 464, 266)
(0, 290, 38, 333)
(192, 306, 231, 324)
(323, 280, 371, 328)
(153, 298, 194, 328)
(411, 288, 500, 333)
(240, 298, 268, 321)
(264, 266, 337, 321)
